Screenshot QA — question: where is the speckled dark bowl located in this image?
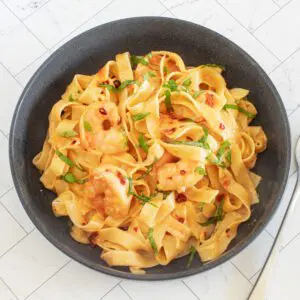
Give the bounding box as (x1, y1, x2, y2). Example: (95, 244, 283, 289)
(9, 17, 290, 280)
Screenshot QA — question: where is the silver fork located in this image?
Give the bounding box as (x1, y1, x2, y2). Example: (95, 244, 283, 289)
(248, 136, 300, 299)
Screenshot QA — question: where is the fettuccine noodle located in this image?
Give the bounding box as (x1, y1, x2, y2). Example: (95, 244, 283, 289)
(33, 51, 267, 273)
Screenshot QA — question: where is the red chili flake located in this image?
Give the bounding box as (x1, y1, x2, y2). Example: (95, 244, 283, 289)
(219, 123, 225, 130)
(199, 83, 209, 90)
(99, 108, 107, 115)
(176, 193, 187, 203)
(216, 193, 224, 203)
(116, 172, 126, 185)
(205, 93, 214, 107)
(88, 232, 98, 247)
(113, 80, 121, 88)
(166, 231, 171, 235)
(167, 128, 176, 134)
(102, 119, 112, 131)
(176, 216, 185, 223)
(186, 136, 193, 141)
(225, 228, 231, 237)
(167, 176, 173, 180)
(180, 170, 186, 175)
(223, 179, 231, 187)
(133, 227, 138, 232)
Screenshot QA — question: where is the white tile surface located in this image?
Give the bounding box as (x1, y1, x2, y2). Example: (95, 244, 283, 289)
(0, 189, 35, 233)
(267, 234, 300, 300)
(266, 172, 297, 238)
(0, 279, 17, 300)
(24, 0, 113, 49)
(1, 0, 300, 299)
(27, 260, 119, 300)
(0, 2, 46, 75)
(169, 0, 280, 73)
(184, 262, 252, 300)
(2, 0, 49, 20)
(288, 107, 300, 175)
(0, 133, 13, 195)
(0, 64, 22, 135)
(231, 230, 274, 279)
(270, 48, 300, 112)
(102, 285, 131, 300)
(121, 279, 198, 300)
(254, 0, 300, 61)
(217, 0, 279, 32)
(15, 51, 50, 86)
(0, 203, 26, 256)
(0, 230, 70, 299)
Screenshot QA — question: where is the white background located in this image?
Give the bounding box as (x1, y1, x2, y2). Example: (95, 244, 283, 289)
(0, 0, 300, 299)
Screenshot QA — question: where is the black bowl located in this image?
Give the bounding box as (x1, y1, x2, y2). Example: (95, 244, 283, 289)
(9, 17, 290, 280)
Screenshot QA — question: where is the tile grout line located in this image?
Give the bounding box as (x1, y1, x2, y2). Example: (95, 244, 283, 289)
(0, 277, 20, 300)
(280, 231, 300, 252)
(22, 0, 52, 21)
(23, 259, 72, 300)
(118, 281, 134, 300)
(0, 186, 14, 200)
(268, 47, 300, 75)
(271, 0, 281, 8)
(182, 280, 201, 300)
(230, 261, 253, 286)
(215, 0, 282, 64)
(158, 0, 176, 17)
(13, 0, 117, 79)
(0, 201, 29, 234)
(249, 268, 261, 282)
(0, 228, 35, 259)
(99, 280, 121, 300)
(1, 1, 49, 51)
(252, 0, 294, 33)
(288, 105, 300, 119)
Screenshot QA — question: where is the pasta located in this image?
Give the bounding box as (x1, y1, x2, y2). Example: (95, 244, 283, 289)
(33, 51, 267, 272)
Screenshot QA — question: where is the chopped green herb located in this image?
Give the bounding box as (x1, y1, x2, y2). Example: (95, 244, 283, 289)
(118, 80, 138, 90)
(195, 166, 207, 176)
(168, 139, 210, 150)
(60, 130, 78, 138)
(163, 66, 168, 74)
(127, 177, 133, 195)
(182, 77, 192, 88)
(143, 71, 156, 80)
(84, 121, 92, 132)
(130, 55, 148, 68)
(193, 90, 202, 99)
(138, 133, 149, 153)
(69, 94, 76, 102)
(200, 198, 224, 226)
(201, 64, 225, 71)
(187, 246, 197, 267)
(132, 112, 150, 121)
(164, 89, 173, 113)
(137, 158, 157, 180)
(223, 104, 256, 118)
(61, 172, 87, 184)
(163, 80, 178, 91)
(156, 189, 171, 199)
(146, 52, 153, 59)
(213, 140, 231, 168)
(199, 126, 209, 144)
(98, 83, 117, 93)
(148, 228, 158, 255)
(55, 150, 75, 168)
(198, 202, 206, 212)
(133, 193, 157, 206)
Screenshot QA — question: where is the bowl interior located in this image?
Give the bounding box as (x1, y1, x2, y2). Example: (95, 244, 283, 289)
(10, 17, 290, 280)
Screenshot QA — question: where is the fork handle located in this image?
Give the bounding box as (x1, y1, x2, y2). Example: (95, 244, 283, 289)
(248, 173, 300, 300)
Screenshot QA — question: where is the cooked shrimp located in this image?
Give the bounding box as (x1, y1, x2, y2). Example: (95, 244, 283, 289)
(85, 101, 127, 154)
(157, 160, 204, 193)
(86, 164, 130, 218)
